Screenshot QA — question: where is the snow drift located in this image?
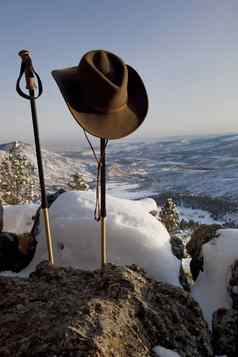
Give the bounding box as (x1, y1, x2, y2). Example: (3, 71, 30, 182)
(154, 345, 181, 357)
(3, 203, 38, 234)
(22, 191, 180, 286)
(192, 228, 238, 326)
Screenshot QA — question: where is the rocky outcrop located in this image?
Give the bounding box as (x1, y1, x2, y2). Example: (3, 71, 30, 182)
(0, 204, 3, 232)
(170, 236, 185, 260)
(186, 224, 221, 259)
(0, 231, 37, 273)
(0, 262, 212, 357)
(211, 260, 238, 356)
(212, 308, 238, 357)
(228, 259, 238, 310)
(169, 236, 190, 291)
(186, 224, 221, 280)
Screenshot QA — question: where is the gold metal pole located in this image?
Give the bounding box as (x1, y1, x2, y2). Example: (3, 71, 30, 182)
(42, 208, 54, 264)
(101, 216, 107, 268)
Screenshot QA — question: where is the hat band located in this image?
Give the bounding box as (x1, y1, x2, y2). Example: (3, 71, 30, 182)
(92, 103, 127, 114)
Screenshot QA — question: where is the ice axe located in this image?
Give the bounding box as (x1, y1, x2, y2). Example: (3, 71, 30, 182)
(16, 50, 54, 265)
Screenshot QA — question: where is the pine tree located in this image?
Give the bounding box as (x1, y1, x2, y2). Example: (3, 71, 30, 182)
(159, 198, 180, 234)
(0, 144, 39, 204)
(67, 173, 89, 191)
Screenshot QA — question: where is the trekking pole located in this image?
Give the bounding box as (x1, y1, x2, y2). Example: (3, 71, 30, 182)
(100, 138, 107, 268)
(16, 50, 54, 264)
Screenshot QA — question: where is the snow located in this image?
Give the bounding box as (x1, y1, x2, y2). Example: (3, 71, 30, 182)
(20, 191, 180, 286)
(153, 345, 181, 357)
(134, 197, 157, 212)
(106, 182, 143, 199)
(222, 135, 238, 142)
(177, 206, 223, 225)
(3, 203, 39, 234)
(192, 229, 238, 326)
(0, 142, 93, 191)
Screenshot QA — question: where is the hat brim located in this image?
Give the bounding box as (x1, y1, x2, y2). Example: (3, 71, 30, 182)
(52, 65, 148, 139)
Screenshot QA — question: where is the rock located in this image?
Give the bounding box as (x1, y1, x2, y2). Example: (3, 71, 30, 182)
(0, 263, 213, 357)
(227, 260, 238, 310)
(179, 265, 191, 292)
(0, 231, 36, 273)
(0, 232, 20, 271)
(186, 224, 221, 258)
(190, 254, 204, 281)
(186, 224, 221, 280)
(47, 188, 66, 208)
(0, 204, 3, 232)
(170, 236, 185, 260)
(212, 308, 238, 356)
(169, 236, 191, 291)
(149, 209, 158, 218)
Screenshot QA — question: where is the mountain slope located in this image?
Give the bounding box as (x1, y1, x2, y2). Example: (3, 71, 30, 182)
(0, 141, 92, 191)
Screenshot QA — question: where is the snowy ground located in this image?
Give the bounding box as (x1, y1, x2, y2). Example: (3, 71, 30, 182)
(1, 191, 238, 333)
(3, 203, 39, 234)
(177, 206, 224, 225)
(107, 182, 150, 199)
(153, 345, 181, 357)
(192, 228, 238, 326)
(1, 192, 180, 287)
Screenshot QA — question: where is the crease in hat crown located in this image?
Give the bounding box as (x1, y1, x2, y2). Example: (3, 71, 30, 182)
(78, 50, 128, 113)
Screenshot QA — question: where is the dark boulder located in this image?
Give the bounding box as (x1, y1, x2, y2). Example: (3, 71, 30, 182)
(186, 224, 221, 281)
(0, 232, 36, 272)
(0, 232, 20, 272)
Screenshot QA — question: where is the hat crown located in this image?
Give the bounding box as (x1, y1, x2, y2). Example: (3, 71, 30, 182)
(78, 50, 128, 113)
(94, 51, 111, 77)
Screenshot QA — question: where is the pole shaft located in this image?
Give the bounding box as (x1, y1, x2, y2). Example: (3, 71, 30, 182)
(100, 138, 107, 268)
(29, 89, 47, 209)
(42, 208, 54, 264)
(100, 139, 106, 218)
(29, 89, 54, 264)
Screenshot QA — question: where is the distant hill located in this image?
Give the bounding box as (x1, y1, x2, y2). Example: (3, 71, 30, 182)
(2, 133, 238, 199)
(0, 141, 93, 192)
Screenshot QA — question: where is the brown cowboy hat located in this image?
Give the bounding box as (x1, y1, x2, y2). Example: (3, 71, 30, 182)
(51, 50, 148, 139)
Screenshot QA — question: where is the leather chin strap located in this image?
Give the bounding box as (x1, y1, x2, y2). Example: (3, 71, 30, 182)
(83, 129, 109, 221)
(16, 57, 43, 100)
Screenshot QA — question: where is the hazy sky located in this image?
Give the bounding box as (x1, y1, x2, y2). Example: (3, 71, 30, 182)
(0, 1, 237, 145)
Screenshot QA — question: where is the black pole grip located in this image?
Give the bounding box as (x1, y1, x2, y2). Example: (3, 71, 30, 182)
(16, 50, 43, 100)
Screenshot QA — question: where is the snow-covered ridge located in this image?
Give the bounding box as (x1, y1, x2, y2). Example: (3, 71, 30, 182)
(0, 141, 93, 191)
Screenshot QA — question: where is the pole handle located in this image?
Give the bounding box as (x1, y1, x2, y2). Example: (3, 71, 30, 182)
(16, 49, 43, 100)
(18, 50, 37, 90)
